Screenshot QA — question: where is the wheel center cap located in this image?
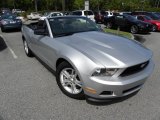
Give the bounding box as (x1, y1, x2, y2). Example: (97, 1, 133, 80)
(70, 78, 74, 81)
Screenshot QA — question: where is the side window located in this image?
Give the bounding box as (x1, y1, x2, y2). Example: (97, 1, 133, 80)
(137, 16, 144, 21)
(37, 20, 49, 36)
(51, 13, 55, 17)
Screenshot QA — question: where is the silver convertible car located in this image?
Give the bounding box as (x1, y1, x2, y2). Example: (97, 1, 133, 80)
(22, 16, 154, 101)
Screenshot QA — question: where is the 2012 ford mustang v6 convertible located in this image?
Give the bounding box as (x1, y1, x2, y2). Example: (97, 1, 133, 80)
(21, 16, 154, 101)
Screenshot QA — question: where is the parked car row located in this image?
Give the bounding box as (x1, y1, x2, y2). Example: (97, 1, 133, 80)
(103, 11, 160, 34)
(1, 8, 160, 34)
(27, 10, 96, 22)
(104, 14, 153, 34)
(135, 15, 160, 32)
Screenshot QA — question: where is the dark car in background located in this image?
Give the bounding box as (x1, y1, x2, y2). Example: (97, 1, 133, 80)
(0, 14, 22, 32)
(152, 12, 160, 18)
(104, 14, 153, 34)
(94, 11, 108, 23)
(135, 15, 160, 31)
(131, 11, 160, 20)
(0, 8, 11, 15)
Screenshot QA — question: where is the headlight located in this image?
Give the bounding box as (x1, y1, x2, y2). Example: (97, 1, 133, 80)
(92, 68, 118, 76)
(1, 20, 8, 25)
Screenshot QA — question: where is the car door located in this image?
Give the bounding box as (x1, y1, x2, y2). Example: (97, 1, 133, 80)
(32, 20, 58, 70)
(115, 15, 126, 28)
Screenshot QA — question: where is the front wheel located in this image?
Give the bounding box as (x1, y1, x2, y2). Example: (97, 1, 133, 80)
(56, 61, 84, 99)
(130, 25, 138, 34)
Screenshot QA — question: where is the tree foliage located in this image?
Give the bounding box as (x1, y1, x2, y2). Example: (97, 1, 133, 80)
(0, 0, 160, 12)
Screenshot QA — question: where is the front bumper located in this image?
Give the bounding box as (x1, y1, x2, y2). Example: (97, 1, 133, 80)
(138, 26, 152, 33)
(157, 25, 160, 31)
(2, 23, 22, 30)
(82, 59, 154, 100)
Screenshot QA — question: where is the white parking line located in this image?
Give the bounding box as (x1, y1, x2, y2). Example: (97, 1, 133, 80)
(0, 35, 18, 59)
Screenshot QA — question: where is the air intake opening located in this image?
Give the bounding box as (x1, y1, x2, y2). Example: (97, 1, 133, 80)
(100, 91, 113, 96)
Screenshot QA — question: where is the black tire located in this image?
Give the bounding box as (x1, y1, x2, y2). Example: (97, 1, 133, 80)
(106, 22, 112, 29)
(152, 24, 157, 32)
(1, 27, 5, 32)
(56, 61, 85, 99)
(23, 39, 33, 57)
(130, 25, 138, 34)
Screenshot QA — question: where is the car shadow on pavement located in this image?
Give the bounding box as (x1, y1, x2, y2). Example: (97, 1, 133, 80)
(0, 116, 4, 120)
(134, 35, 146, 43)
(86, 91, 139, 106)
(0, 36, 7, 51)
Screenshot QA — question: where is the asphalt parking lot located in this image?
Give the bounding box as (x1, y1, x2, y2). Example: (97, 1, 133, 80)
(0, 30, 160, 120)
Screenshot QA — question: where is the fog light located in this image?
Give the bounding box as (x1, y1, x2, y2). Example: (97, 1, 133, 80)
(84, 87, 97, 94)
(100, 91, 113, 95)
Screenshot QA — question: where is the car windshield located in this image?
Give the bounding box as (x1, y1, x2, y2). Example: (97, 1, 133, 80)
(1, 15, 16, 19)
(49, 17, 100, 37)
(147, 13, 160, 20)
(144, 16, 152, 20)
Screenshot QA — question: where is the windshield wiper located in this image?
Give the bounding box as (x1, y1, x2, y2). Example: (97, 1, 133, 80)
(54, 32, 74, 37)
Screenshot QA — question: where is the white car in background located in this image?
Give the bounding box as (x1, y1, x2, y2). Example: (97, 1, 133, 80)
(27, 12, 41, 20)
(39, 12, 63, 20)
(106, 11, 113, 17)
(71, 10, 95, 22)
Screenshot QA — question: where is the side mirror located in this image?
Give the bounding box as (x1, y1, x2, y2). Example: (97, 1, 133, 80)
(34, 29, 48, 36)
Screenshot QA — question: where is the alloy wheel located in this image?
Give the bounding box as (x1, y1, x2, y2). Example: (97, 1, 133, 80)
(60, 68, 82, 94)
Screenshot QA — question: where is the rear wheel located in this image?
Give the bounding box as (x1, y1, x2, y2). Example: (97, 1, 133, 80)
(56, 61, 84, 99)
(1, 27, 5, 32)
(23, 39, 33, 57)
(130, 25, 138, 34)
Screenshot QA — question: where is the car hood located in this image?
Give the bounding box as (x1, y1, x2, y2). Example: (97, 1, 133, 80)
(58, 31, 152, 68)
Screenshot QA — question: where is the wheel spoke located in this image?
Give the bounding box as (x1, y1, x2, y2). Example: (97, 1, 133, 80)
(74, 79, 82, 87)
(71, 69, 76, 76)
(62, 70, 70, 79)
(71, 84, 77, 94)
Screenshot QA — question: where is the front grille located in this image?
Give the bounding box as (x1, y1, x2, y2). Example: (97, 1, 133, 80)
(120, 61, 149, 77)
